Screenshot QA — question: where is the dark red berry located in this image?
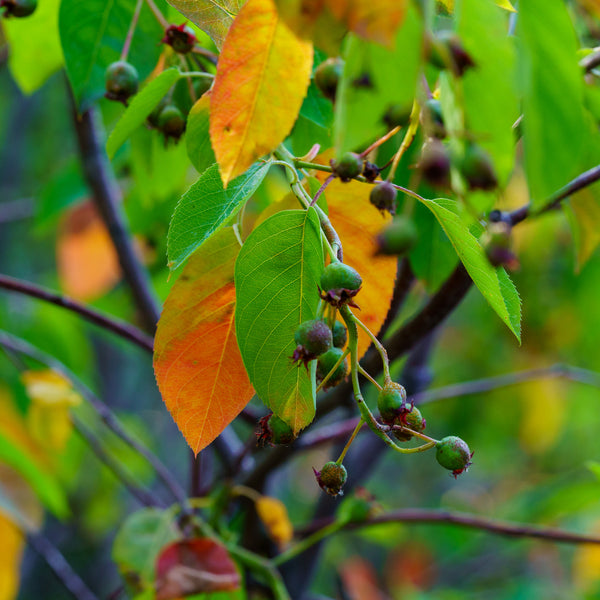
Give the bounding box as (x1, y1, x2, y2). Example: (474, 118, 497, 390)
(316, 348, 348, 389)
(419, 138, 451, 189)
(314, 57, 343, 101)
(320, 262, 362, 308)
(363, 162, 381, 183)
(314, 461, 347, 496)
(105, 61, 139, 104)
(460, 143, 498, 191)
(158, 105, 186, 141)
(369, 181, 398, 215)
(1, 0, 36, 17)
(331, 152, 364, 182)
(436, 436, 473, 477)
(331, 321, 347, 349)
(375, 217, 418, 256)
(292, 319, 332, 369)
(162, 24, 197, 54)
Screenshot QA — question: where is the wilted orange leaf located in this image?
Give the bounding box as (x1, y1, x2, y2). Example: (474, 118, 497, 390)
(155, 538, 240, 600)
(56, 202, 120, 301)
(0, 513, 24, 600)
(256, 496, 293, 549)
(154, 228, 254, 455)
(325, 180, 396, 359)
(210, 0, 313, 186)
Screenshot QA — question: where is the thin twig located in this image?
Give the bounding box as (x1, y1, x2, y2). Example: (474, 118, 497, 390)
(28, 533, 100, 600)
(120, 0, 144, 61)
(0, 331, 189, 509)
(0, 274, 153, 352)
(144, 0, 169, 28)
(71, 106, 161, 334)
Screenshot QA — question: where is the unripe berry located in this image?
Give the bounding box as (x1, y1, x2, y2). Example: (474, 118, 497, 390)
(428, 30, 475, 77)
(377, 381, 407, 424)
(332, 152, 364, 182)
(482, 222, 518, 269)
(436, 436, 472, 477)
(314, 57, 343, 101)
(419, 138, 451, 189)
(369, 181, 397, 215)
(158, 105, 186, 141)
(316, 348, 348, 389)
(193, 76, 212, 98)
(257, 413, 296, 446)
(292, 319, 332, 368)
(1, 0, 36, 17)
(460, 143, 498, 191)
(314, 461, 347, 496)
(331, 321, 347, 349)
(421, 99, 446, 139)
(105, 61, 139, 104)
(393, 405, 426, 442)
(375, 217, 418, 256)
(162, 24, 197, 54)
(320, 262, 362, 308)
(383, 103, 412, 129)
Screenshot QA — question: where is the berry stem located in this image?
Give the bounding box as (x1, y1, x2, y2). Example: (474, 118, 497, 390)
(357, 365, 382, 390)
(309, 174, 334, 207)
(336, 417, 364, 464)
(180, 71, 215, 80)
(389, 424, 438, 445)
(293, 160, 333, 174)
(144, 0, 169, 28)
(120, 0, 144, 61)
(273, 522, 343, 567)
(385, 101, 421, 181)
(348, 311, 391, 381)
(315, 347, 350, 393)
(360, 126, 401, 159)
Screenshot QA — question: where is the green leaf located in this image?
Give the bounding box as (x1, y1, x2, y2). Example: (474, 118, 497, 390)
(334, 2, 422, 154)
(517, 0, 588, 206)
(3, 0, 63, 94)
(59, 0, 164, 110)
(106, 69, 181, 159)
(0, 431, 68, 519)
(112, 507, 179, 583)
(300, 82, 334, 129)
(168, 161, 272, 270)
(234, 209, 323, 432)
(186, 94, 217, 175)
(422, 198, 521, 341)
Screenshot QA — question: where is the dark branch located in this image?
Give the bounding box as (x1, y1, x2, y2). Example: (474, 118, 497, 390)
(0, 274, 153, 353)
(28, 532, 100, 600)
(71, 106, 161, 333)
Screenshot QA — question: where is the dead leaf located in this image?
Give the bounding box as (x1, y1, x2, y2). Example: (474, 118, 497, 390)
(256, 496, 294, 549)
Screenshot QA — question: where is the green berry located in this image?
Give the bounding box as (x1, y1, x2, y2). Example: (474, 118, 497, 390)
(1, 0, 37, 17)
(332, 152, 364, 182)
(269, 414, 296, 445)
(158, 105, 186, 140)
(393, 406, 426, 442)
(193, 76, 212, 98)
(292, 319, 332, 367)
(419, 138, 451, 189)
(369, 181, 397, 215)
(375, 217, 418, 256)
(105, 61, 139, 103)
(315, 461, 347, 496)
(314, 57, 343, 101)
(331, 321, 347, 349)
(316, 348, 348, 389)
(460, 143, 498, 191)
(383, 103, 412, 129)
(421, 99, 446, 139)
(320, 262, 362, 307)
(428, 31, 475, 77)
(436, 436, 472, 476)
(377, 381, 407, 424)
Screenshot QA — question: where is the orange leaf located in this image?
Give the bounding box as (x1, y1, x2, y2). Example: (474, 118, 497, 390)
(56, 202, 120, 301)
(326, 180, 396, 359)
(256, 496, 294, 549)
(210, 0, 313, 186)
(154, 228, 254, 455)
(0, 512, 24, 600)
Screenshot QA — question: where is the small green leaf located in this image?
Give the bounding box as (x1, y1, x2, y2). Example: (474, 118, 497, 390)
(107, 69, 181, 160)
(235, 209, 323, 432)
(168, 161, 272, 270)
(422, 198, 521, 341)
(186, 94, 217, 175)
(300, 82, 334, 129)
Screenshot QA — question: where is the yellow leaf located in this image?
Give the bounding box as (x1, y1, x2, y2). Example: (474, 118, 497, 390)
(436, 0, 454, 12)
(573, 521, 600, 592)
(21, 370, 80, 451)
(325, 180, 397, 359)
(56, 202, 121, 301)
(566, 188, 600, 272)
(578, 0, 600, 17)
(0, 513, 24, 600)
(154, 228, 255, 455)
(495, 0, 516, 11)
(256, 496, 293, 549)
(210, 0, 313, 186)
(518, 379, 566, 454)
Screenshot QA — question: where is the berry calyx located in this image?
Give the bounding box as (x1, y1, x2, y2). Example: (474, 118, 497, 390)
(157, 105, 186, 141)
(393, 405, 426, 442)
(257, 413, 296, 446)
(375, 217, 418, 256)
(331, 152, 364, 182)
(435, 436, 473, 477)
(314, 57, 343, 101)
(162, 24, 197, 54)
(460, 143, 498, 191)
(316, 348, 348, 389)
(421, 99, 446, 139)
(419, 138, 451, 189)
(104, 61, 139, 104)
(362, 162, 381, 183)
(331, 321, 347, 349)
(314, 461, 347, 496)
(292, 319, 333, 369)
(377, 381, 407, 425)
(1, 0, 36, 17)
(369, 181, 398, 216)
(320, 262, 362, 308)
